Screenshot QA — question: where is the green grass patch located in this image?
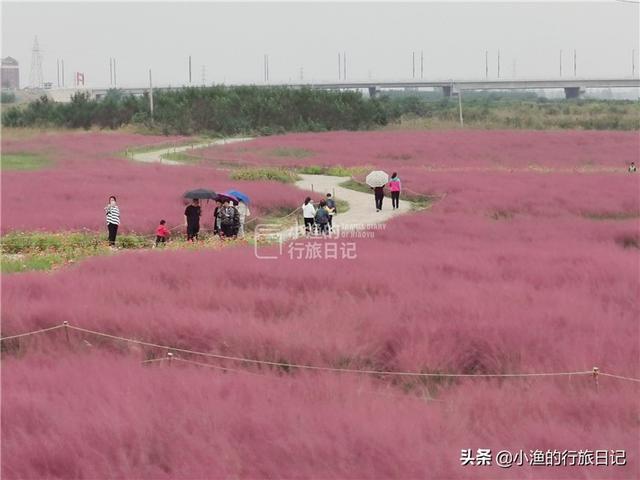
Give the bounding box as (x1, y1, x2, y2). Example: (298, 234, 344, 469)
(0, 231, 150, 273)
(296, 165, 369, 177)
(339, 178, 374, 195)
(1, 152, 50, 170)
(489, 209, 516, 221)
(160, 151, 201, 163)
(230, 167, 300, 183)
(335, 199, 349, 214)
(269, 147, 314, 158)
(1, 254, 59, 273)
(582, 211, 640, 221)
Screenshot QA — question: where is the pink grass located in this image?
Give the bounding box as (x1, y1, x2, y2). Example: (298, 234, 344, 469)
(200, 130, 640, 170)
(1, 129, 639, 478)
(2, 352, 638, 479)
(1, 132, 301, 233)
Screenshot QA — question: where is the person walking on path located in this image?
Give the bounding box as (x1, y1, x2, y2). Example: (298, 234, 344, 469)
(389, 172, 401, 210)
(373, 185, 385, 212)
(325, 193, 336, 231)
(104, 195, 120, 248)
(236, 200, 251, 238)
(315, 199, 330, 235)
(155, 219, 170, 247)
(629, 162, 637, 173)
(184, 199, 202, 242)
(302, 197, 316, 236)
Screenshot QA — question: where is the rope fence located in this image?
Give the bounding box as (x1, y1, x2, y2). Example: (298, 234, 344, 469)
(2, 322, 639, 385)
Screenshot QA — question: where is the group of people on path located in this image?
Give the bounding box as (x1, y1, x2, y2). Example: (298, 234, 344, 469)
(184, 197, 251, 242)
(103, 195, 251, 248)
(302, 193, 337, 236)
(372, 172, 402, 212)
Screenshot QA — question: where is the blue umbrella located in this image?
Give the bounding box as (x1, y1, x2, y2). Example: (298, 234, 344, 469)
(226, 190, 250, 204)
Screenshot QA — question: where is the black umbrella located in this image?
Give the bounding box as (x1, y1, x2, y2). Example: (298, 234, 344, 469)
(183, 188, 217, 200)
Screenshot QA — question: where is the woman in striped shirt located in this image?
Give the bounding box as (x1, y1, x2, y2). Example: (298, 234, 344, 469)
(104, 195, 120, 247)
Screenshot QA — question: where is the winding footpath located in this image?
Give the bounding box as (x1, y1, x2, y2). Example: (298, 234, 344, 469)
(131, 140, 413, 232)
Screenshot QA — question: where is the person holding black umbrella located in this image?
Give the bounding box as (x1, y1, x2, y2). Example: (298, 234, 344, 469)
(184, 198, 201, 241)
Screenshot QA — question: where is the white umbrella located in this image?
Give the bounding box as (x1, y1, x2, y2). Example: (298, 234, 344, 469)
(365, 170, 389, 188)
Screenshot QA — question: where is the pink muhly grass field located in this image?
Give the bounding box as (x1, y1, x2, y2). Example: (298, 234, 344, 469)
(1, 351, 637, 479)
(1, 132, 301, 234)
(199, 130, 639, 170)
(1, 130, 639, 478)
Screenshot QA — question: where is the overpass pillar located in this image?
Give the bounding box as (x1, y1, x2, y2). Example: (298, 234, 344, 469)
(564, 87, 582, 99)
(368, 86, 377, 98)
(442, 85, 452, 97)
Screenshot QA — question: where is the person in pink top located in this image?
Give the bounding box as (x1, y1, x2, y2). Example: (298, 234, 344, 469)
(389, 172, 401, 209)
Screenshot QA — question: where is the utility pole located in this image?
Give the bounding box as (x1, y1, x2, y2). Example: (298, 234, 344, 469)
(343, 52, 346, 80)
(573, 49, 577, 77)
(633, 49, 636, 77)
(414, 51, 417, 78)
(420, 50, 424, 79)
(264, 54, 270, 82)
(149, 69, 154, 121)
(113, 58, 116, 86)
(300, 66, 304, 81)
(61, 59, 65, 87)
(201, 65, 206, 86)
(497, 49, 500, 78)
(189, 55, 192, 84)
(57, 59, 60, 87)
(338, 53, 341, 80)
(560, 49, 563, 77)
(485, 50, 488, 78)
(458, 88, 464, 127)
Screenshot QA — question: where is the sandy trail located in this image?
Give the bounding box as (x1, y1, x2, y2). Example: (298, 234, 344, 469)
(294, 174, 411, 229)
(131, 140, 413, 233)
(130, 137, 252, 165)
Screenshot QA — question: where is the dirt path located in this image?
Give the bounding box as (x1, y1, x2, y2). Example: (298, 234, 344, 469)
(130, 137, 252, 165)
(131, 141, 413, 234)
(294, 174, 411, 229)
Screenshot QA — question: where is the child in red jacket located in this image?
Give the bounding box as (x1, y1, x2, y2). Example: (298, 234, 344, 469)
(155, 220, 170, 247)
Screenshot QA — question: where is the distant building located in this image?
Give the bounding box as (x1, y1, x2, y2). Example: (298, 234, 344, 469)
(1, 57, 20, 89)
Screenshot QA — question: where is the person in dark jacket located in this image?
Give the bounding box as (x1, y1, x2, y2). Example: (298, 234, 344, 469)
(213, 199, 222, 235)
(325, 193, 336, 231)
(315, 199, 330, 235)
(373, 186, 385, 212)
(184, 199, 201, 241)
(218, 200, 240, 239)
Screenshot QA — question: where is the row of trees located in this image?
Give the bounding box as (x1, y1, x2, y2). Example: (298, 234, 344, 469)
(1, 86, 387, 134)
(3, 86, 637, 133)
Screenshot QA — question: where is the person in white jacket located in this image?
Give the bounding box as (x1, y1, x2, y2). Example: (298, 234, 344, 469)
(236, 200, 251, 238)
(302, 197, 316, 236)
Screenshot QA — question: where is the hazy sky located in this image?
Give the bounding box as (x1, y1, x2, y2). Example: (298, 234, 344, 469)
(2, 1, 639, 88)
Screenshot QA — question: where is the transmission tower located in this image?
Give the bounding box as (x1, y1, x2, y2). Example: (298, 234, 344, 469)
(29, 36, 44, 88)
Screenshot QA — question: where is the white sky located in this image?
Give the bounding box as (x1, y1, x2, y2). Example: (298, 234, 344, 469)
(2, 1, 639, 88)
